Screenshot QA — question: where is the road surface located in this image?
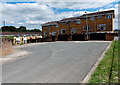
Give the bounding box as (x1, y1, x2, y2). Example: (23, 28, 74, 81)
(2, 41, 109, 83)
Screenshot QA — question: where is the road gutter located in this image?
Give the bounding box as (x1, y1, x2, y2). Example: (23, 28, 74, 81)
(82, 41, 112, 83)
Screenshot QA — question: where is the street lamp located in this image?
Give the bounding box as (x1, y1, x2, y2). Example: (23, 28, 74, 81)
(85, 12, 89, 40)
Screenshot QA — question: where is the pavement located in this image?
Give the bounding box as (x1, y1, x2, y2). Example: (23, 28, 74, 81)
(0, 49, 28, 64)
(0, 42, 48, 64)
(2, 41, 111, 83)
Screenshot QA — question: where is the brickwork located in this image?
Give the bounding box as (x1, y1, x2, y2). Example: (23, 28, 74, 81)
(42, 10, 115, 41)
(0, 38, 13, 57)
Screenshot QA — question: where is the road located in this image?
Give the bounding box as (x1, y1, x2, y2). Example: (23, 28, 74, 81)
(2, 41, 109, 83)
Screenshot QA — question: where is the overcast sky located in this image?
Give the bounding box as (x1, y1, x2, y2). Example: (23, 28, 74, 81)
(0, 0, 119, 30)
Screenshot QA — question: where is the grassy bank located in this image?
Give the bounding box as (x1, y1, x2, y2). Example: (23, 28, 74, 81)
(89, 41, 120, 83)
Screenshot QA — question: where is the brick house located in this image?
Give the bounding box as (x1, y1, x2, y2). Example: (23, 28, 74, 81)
(42, 10, 115, 41)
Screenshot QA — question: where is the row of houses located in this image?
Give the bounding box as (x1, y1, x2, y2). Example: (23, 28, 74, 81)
(0, 32, 42, 45)
(42, 10, 115, 41)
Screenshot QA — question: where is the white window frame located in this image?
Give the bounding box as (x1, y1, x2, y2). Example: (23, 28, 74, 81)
(97, 15, 102, 18)
(106, 14, 111, 19)
(83, 25, 90, 31)
(56, 25, 59, 28)
(90, 17, 95, 20)
(61, 29, 66, 34)
(52, 31, 57, 36)
(71, 28, 76, 34)
(76, 21, 80, 24)
(44, 32, 48, 37)
(97, 24, 106, 31)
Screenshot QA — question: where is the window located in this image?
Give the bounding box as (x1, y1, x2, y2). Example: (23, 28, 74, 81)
(76, 21, 80, 24)
(82, 18, 86, 20)
(44, 32, 48, 37)
(106, 14, 111, 19)
(97, 24, 106, 31)
(52, 31, 56, 36)
(83, 25, 90, 31)
(90, 17, 95, 20)
(56, 25, 59, 27)
(61, 29, 66, 34)
(71, 28, 76, 34)
(98, 15, 102, 18)
(47, 26, 50, 29)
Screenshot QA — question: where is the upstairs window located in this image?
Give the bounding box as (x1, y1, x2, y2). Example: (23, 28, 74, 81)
(61, 29, 66, 34)
(52, 31, 56, 36)
(44, 32, 48, 37)
(90, 17, 95, 20)
(97, 24, 106, 31)
(76, 21, 80, 24)
(56, 25, 59, 28)
(71, 28, 76, 34)
(106, 14, 111, 19)
(83, 25, 90, 31)
(82, 18, 86, 20)
(47, 26, 50, 29)
(98, 15, 102, 18)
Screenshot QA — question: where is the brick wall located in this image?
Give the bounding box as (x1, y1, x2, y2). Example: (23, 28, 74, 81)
(42, 10, 114, 41)
(0, 38, 13, 57)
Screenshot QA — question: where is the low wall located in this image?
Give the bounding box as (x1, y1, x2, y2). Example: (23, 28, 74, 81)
(0, 38, 13, 57)
(106, 33, 115, 41)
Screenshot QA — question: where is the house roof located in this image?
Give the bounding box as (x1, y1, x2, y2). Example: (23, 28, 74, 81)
(41, 16, 82, 26)
(59, 16, 81, 22)
(42, 10, 115, 26)
(82, 10, 115, 18)
(41, 21, 58, 26)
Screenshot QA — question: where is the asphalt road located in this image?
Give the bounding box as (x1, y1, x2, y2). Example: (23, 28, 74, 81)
(2, 41, 109, 83)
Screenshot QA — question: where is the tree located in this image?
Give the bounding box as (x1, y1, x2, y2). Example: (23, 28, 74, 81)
(0, 26, 41, 32)
(18, 26, 27, 32)
(29, 29, 41, 32)
(1, 26, 17, 32)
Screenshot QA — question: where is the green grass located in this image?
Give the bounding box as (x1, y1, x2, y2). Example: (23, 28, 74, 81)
(19, 43, 24, 45)
(89, 41, 120, 83)
(2, 36, 14, 40)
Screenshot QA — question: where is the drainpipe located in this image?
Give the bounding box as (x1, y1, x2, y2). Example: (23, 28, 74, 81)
(85, 12, 89, 40)
(68, 21, 71, 40)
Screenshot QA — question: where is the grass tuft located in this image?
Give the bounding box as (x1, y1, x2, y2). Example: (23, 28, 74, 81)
(89, 41, 120, 83)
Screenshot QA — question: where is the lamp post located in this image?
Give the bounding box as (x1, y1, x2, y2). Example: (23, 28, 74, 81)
(85, 12, 89, 40)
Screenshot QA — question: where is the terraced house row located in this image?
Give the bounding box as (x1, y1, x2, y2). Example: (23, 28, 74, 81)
(42, 10, 115, 41)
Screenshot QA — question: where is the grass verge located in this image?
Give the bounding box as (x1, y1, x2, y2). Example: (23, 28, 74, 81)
(89, 41, 120, 83)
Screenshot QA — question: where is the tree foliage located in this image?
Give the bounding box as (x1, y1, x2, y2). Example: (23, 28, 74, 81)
(0, 26, 41, 32)
(18, 26, 27, 32)
(1, 26, 17, 32)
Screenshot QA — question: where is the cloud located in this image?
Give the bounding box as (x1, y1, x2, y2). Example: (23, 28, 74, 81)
(0, 2, 86, 29)
(34, 0, 118, 10)
(99, 4, 118, 29)
(34, 0, 116, 3)
(1, 2, 54, 29)
(1, 0, 34, 3)
(0, 0, 118, 30)
(36, 2, 116, 10)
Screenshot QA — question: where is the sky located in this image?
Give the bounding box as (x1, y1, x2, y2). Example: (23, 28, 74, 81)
(0, 0, 119, 30)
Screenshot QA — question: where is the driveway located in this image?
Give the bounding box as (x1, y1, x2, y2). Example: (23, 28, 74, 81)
(2, 41, 109, 83)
